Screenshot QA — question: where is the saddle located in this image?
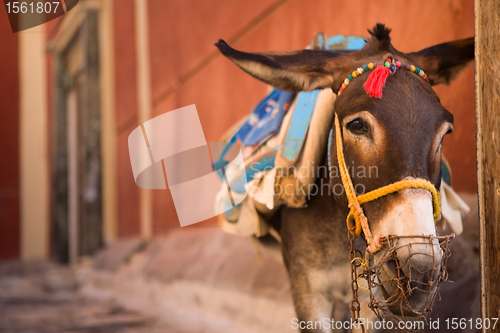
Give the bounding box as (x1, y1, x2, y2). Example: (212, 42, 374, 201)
(215, 33, 469, 239)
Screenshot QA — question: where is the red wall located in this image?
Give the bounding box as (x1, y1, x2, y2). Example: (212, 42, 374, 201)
(0, 8, 20, 260)
(146, 0, 476, 235)
(147, 0, 277, 233)
(114, 0, 141, 237)
(31, 1, 476, 244)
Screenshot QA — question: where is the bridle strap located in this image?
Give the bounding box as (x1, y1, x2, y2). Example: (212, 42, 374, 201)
(332, 113, 441, 255)
(358, 179, 441, 220)
(334, 115, 370, 238)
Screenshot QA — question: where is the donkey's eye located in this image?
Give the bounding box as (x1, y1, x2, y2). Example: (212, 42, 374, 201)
(346, 118, 367, 133)
(437, 128, 453, 153)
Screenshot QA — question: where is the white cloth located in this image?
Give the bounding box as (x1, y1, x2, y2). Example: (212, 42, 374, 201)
(439, 181, 470, 235)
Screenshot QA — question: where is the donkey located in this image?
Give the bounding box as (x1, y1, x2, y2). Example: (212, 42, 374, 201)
(216, 24, 473, 332)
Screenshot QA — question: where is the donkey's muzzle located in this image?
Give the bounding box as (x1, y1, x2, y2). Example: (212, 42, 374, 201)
(384, 237, 443, 287)
(367, 234, 454, 330)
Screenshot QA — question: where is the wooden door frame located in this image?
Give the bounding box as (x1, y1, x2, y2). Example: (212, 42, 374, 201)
(49, 1, 103, 262)
(475, 0, 500, 328)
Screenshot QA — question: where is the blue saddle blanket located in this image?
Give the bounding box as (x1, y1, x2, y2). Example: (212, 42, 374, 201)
(235, 89, 296, 147)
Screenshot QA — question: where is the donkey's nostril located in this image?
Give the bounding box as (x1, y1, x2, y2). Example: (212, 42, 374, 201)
(385, 259, 404, 279)
(386, 259, 397, 272)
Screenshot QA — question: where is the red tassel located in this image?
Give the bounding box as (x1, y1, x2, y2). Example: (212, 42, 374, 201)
(363, 65, 391, 98)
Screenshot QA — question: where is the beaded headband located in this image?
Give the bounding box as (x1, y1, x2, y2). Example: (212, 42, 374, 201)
(337, 56, 429, 98)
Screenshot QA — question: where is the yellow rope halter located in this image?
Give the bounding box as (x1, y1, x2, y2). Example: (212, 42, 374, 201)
(333, 113, 441, 254)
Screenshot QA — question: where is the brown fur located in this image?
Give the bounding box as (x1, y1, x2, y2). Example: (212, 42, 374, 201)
(217, 24, 474, 332)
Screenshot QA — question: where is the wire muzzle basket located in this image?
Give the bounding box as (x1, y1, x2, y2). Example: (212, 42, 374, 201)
(364, 234, 454, 331)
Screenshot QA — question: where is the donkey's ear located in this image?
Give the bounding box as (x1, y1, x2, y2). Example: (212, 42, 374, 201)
(408, 37, 474, 85)
(215, 40, 349, 92)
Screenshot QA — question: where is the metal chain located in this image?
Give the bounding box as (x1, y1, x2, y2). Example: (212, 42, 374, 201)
(348, 226, 365, 333)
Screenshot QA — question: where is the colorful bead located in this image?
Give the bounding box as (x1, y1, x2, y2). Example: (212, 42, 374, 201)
(336, 58, 429, 96)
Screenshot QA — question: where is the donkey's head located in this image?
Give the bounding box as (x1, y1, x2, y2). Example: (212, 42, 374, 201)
(216, 24, 473, 317)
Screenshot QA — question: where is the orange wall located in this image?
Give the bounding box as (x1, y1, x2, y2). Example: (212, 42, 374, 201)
(114, 0, 141, 237)
(146, 0, 476, 234)
(147, 0, 278, 233)
(0, 8, 20, 259)
(34, 1, 476, 243)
